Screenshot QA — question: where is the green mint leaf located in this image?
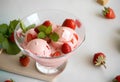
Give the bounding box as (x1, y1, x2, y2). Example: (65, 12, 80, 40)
(0, 33, 5, 43)
(1, 38, 9, 50)
(20, 20, 26, 33)
(38, 25, 47, 32)
(26, 24, 36, 31)
(6, 42, 20, 55)
(0, 44, 2, 48)
(0, 24, 9, 34)
(49, 32, 59, 42)
(45, 26, 52, 35)
(38, 31, 46, 39)
(9, 20, 20, 34)
(2, 38, 20, 55)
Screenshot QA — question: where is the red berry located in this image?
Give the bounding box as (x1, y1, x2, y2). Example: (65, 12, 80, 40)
(42, 20, 52, 27)
(61, 43, 72, 54)
(26, 33, 37, 42)
(103, 7, 116, 19)
(34, 27, 39, 33)
(62, 19, 76, 30)
(51, 51, 61, 57)
(113, 75, 120, 82)
(9, 32, 15, 42)
(19, 55, 30, 67)
(5, 80, 11, 82)
(4, 79, 14, 82)
(44, 37, 51, 44)
(93, 52, 106, 68)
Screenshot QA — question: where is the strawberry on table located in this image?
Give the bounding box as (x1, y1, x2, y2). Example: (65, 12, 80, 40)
(4, 79, 14, 82)
(62, 19, 76, 30)
(113, 75, 120, 82)
(102, 7, 116, 19)
(19, 55, 30, 67)
(93, 52, 106, 68)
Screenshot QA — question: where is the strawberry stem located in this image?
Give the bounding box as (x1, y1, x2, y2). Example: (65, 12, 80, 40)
(101, 61, 106, 69)
(103, 64, 107, 69)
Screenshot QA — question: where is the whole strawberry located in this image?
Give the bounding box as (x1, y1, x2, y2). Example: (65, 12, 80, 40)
(61, 43, 72, 54)
(19, 55, 30, 67)
(4, 79, 14, 82)
(62, 19, 76, 30)
(93, 52, 106, 68)
(102, 7, 116, 19)
(42, 20, 52, 27)
(113, 75, 120, 82)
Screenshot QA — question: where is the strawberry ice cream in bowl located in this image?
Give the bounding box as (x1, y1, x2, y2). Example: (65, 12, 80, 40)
(14, 10, 85, 75)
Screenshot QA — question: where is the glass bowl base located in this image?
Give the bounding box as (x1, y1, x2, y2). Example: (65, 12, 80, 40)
(36, 61, 67, 75)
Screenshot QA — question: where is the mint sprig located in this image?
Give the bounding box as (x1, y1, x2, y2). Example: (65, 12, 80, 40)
(0, 19, 20, 55)
(37, 25, 59, 42)
(49, 32, 59, 42)
(38, 31, 46, 39)
(45, 26, 52, 35)
(20, 20, 36, 33)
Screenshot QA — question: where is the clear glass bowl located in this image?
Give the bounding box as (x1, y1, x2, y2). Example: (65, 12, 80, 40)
(14, 10, 85, 75)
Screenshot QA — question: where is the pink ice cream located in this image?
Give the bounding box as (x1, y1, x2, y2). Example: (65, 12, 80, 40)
(25, 39, 51, 57)
(51, 26, 79, 50)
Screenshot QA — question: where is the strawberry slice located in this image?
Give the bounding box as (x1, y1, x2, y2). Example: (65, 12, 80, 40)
(61, 43, 72, 54)
(26, 33, 37, 42)
(51, 51, 61, 57)
(42, 20, 52, 27)
(26, 33, 33, 42)
(62, 19, 76, 30)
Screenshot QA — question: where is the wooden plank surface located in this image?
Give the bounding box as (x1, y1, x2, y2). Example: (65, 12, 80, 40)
(0, 52, 59, 82)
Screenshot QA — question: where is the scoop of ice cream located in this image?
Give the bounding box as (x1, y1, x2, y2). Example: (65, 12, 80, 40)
(25, 39, 51, 57)
(51, 26, 79, 50)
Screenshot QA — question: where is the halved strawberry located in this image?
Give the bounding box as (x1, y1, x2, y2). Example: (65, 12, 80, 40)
(26, 33, 37, 42)
(61, 43, 72, 54)
(51, 51, 61, 57)
(93, 52, 106, 68)
(62, 19, 76, 30)
(19, 55, 30, 67)
(42, 20, 52, 27)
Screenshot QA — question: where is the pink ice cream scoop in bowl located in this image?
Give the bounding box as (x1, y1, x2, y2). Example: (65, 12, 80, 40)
(14, 10, 85, 75)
